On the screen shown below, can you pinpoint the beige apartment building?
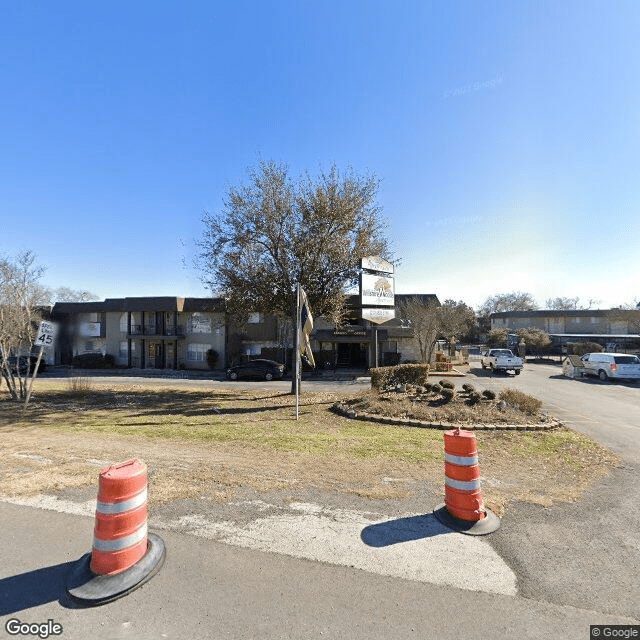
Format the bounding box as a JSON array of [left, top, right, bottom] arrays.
[[53, 297, 225, 370], [51, 294, 442, 371], [490, 309, 640, 350]]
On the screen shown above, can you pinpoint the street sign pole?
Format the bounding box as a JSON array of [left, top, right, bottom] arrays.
[[360, 257, 395, 369], [24, 321, 57, 410], [23, 347, 44, 410]]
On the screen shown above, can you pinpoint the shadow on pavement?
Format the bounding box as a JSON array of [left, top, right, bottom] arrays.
[[0, 559, 84, 614], [360, 514, 450, 547]]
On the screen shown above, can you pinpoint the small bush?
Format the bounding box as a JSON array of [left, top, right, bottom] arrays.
[[440, 388, 455, 403], [499, 388, 542, 415], [462, 383, 475, 393], [482, 389, 496, 400], [439, 379, 455, 389], [206, 349, 219, 369], [566, 341, 604, 356], [370, 363, 430, 389], [467, 391, 482, 405], [67, 376, 93, 395]]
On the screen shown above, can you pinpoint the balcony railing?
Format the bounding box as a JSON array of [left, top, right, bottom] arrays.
[[127, 324, 185, 337]]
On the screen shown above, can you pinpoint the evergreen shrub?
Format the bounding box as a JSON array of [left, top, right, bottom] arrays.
[[370, 363, 430, 389]]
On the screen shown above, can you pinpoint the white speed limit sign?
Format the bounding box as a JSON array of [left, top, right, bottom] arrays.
[[35, 320, 58, 347]]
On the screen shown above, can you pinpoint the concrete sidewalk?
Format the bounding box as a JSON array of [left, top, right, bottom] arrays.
[[1, 501, 635, 640]]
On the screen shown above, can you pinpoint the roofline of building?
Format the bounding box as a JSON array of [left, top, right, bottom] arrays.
[[52, 293, 439, 316], [490, 309, 617, 318]]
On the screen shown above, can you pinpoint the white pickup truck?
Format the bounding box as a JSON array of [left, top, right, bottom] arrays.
[[481, 349, 523, 375]]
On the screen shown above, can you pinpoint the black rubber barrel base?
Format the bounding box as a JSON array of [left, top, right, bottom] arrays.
[[433, 504, 501, 535], [66, 533, 166, 606]]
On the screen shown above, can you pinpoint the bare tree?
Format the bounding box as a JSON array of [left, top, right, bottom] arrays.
[[545, 296, 580, 310], [437, 300, 476, 355], [397, 297, 474, 362], [397, 296, 441, 363], [50, 287, 100, 303], [608, 302, 640, 334], [478, 291, 538, 317], [0, 251, 48, 401]]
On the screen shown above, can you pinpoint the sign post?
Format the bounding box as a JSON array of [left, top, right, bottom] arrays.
[[24, 321, 57, 409], [360, 257, 395, 368]]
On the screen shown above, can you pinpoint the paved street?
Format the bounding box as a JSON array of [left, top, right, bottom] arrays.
[[1, 364, 639, 639], [465, 357, 640, 460]]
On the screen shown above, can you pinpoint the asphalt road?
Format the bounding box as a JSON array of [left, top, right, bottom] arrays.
[[465, 358, 640, 461], [2, 363, 639, 638]]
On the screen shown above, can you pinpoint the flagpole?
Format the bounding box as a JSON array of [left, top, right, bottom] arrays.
[[295, 282, 301, 420]]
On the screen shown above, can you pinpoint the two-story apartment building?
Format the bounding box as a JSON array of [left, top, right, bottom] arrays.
[[53, 297, 225, 370], [50, 293, 442, 371], [490, 309, 640, 350]]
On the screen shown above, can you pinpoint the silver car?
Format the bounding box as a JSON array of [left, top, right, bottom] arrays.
[[580, 353, 640, 381]]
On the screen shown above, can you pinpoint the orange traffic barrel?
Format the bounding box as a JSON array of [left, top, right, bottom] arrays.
[[66, 459, 165, 606], [433, 428, 500, 535], [91, 459, 149, 575], [443, 428, 484, 522]]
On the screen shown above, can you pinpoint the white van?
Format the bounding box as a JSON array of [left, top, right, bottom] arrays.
[[580, 353, 640, 381]]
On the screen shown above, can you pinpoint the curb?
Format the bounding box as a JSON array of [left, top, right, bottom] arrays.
[[330, 403, 562, 431]]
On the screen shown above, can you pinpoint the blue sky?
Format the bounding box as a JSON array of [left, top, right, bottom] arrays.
[[1, 1, 638, 311]]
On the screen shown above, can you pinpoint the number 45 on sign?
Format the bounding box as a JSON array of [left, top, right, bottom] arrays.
[[35, 321, 58, 347]]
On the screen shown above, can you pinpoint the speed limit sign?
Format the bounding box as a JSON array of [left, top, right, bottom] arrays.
[[35, 321, 58, 347]]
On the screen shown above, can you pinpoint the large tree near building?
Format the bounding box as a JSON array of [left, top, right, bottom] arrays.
[[397, 296, 475, 363], [396, 296, 441, 364], [478, 291, 538, 317], [545, 296, 580, 310], [516, 327, 552, 358], [0, 251, 49, 401], [437, 300, 476, 354], [608, 302, 640, 334], [198, 160, 393, 323]]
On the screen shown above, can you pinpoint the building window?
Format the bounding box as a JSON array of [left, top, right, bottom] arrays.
[[189, 313, 211, 334], [248, 312, 261, 324], [119, 342, 128, 359], [120, 313, 128, 333], [187, 343, 210, 361]]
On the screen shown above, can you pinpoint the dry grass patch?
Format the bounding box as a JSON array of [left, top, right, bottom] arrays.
[[0, 381, 621, 514]]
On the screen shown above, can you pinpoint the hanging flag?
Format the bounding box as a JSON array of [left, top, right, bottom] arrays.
[[299, 286, 315, 368]]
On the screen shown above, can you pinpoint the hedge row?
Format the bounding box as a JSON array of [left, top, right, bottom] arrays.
[[370, 363, 431, 389]]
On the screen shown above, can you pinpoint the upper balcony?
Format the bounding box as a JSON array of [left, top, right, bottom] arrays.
[[127, 324, 186, 339]]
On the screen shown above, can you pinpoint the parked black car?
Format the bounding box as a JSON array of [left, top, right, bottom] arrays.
[[1, 355, 46, 375], [226, 359, 285, 381]]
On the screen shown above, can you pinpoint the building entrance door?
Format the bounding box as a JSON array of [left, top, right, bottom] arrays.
[[148, 342, 162, 368], [336, 342, 368, 368]]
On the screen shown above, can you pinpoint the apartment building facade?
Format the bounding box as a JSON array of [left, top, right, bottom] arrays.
[[490, 309, 640, 350], [50, 293, 441, 371], [53, 297, 225, 370]]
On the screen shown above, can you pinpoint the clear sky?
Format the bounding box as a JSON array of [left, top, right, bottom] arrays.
[[1, 1, 638, 311]]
